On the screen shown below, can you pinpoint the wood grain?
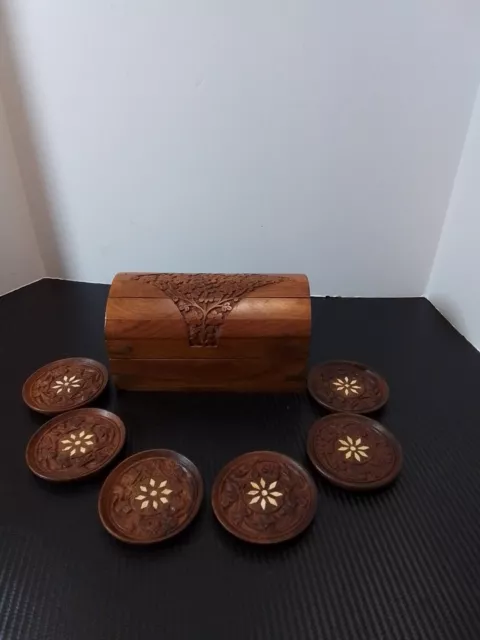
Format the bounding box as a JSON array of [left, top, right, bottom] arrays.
[[110, 356, 306, 391], [110, 356, 306, 378], [105, 297, 311, 340], [113, 375, 304, 392], [106, 337, 309, 360]]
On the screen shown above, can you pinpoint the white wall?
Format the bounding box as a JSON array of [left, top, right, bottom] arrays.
[[2, 1, 480, 294], [0, 90, 44, 296], [427, 86, 480, 350]]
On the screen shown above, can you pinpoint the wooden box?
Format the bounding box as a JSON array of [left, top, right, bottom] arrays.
[[104, 273, 311, 392]]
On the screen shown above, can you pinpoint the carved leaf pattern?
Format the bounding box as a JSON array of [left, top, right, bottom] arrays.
[[34, 414, 122, 474], [313, 364, 384, 412], [110, 458, 199, 541], [313, 419, 397, 484], [30, 364, 105, 410], [218, 457, 314, 542], [132, 273, 282, 346]]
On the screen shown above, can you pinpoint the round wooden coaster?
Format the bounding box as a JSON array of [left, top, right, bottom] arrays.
[[98, 450, 203, 544], [26, 408, 126, 481], [307, 413, 402, 490], [212, 451, 317, 544], [308, 360, 389, 414], [22, 357, 109, 414]]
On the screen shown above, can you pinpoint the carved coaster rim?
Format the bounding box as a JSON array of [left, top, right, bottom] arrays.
[[212, 450, 317, 544], [25, 408, 126, 482], [307, 359, 389, 414], [307, 413, 402, 491], [98, 449, 203, 545], [22, 357, 109, 414]]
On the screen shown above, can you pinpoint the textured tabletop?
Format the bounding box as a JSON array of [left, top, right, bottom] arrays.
[[1, 280, 479, 640]]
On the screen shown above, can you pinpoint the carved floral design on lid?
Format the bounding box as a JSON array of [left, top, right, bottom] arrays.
[[132, 273, 283, 347]]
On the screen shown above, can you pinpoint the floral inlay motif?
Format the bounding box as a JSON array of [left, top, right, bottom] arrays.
[[247, 478, 283, 510], [60, 430, 95, 456], [332, 376, 362, 396], [52, 375, 82, 394], [338, 436, 369, 461], [135, 478, 173, 510]]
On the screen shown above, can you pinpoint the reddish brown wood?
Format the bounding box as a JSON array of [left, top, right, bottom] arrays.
[[112, 375, 303, 392], [212, 451, 317, 544], [307, 413, 402, 490], [98, 449, 203, 544], [104, 273, 311, 392], [25, 408, 126, 481], [105, 297, 311, 340], [110, 355, 306, 384], [106, 337, 308, 360], [307, 360, 389, 413], [22, 357, 109, 414]]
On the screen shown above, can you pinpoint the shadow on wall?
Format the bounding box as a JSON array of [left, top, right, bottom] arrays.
[[0, 5, 63, 277]]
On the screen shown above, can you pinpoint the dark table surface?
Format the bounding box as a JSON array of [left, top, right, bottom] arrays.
[[1, 279, 480, 640]]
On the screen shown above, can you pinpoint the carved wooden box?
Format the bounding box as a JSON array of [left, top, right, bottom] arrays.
[[104, 273, 311, 392]]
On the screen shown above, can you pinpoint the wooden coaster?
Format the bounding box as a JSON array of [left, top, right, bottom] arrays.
[[308, 360, 389, 413], [212, 451, 317, 544], [307, 413, 402, 490], [98, 450, 203, 544], [22, 357, 109, 414], [26, 408, 126, 482]]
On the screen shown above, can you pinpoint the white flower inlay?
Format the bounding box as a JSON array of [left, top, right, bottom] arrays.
[[332, 376, 361, 396], [247, 478, 283, 511], [135, 478, 172, 510], [52, 375, 81, 394], [60, 430, 95, 456], [338, 436, 369, 461]]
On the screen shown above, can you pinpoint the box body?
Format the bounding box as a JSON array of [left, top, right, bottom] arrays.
[[105, 273, 311, 391]]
